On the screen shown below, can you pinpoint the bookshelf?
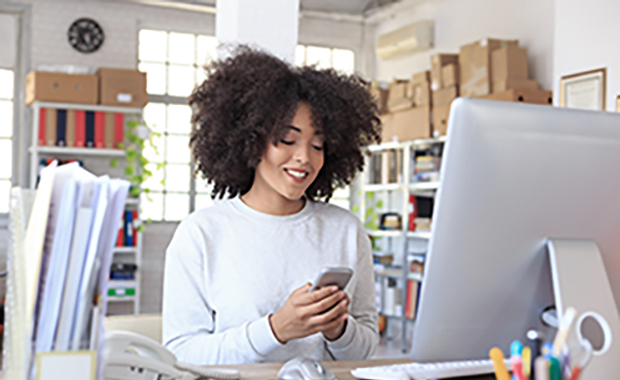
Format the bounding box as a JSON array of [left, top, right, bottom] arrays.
[[29, 100, 144, 315], [360, 136, 444, 352]]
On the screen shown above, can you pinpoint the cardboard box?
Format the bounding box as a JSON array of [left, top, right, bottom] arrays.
[[26, 71, 98, 105], [441, 63, 460, 87], [432, 85, 459, 107], [493, 78, 539, 92], [491, 45, 528, 83], [379, 113, 394, 143], [412, 82, 431, 107], [370, 85, 389, 115], [459, 38, 518, 97], [432, 103, 452, 137], [411, 70, 430, 85], [382, 106, 431, 142], [97, 68, 148, 108], [479, 88, 553, 105], [430, 54, 459, 90]]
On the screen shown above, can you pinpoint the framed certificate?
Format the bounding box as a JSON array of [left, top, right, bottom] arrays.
[[560, 68, 606, 110], [616, 95, 620, 112]]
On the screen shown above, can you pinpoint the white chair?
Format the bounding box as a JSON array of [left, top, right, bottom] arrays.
[[103, 313, 162, 344]]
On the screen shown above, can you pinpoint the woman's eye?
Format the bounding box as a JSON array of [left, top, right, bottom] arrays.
[[280, 140, 294, 145], [313, 145, 324, 151]]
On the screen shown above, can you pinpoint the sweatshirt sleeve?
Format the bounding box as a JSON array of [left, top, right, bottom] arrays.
[[162, 219, 284, 364], [325, 220, 379, 359]]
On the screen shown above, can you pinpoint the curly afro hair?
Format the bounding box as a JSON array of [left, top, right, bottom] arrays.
[[189, 46, 381, 201]]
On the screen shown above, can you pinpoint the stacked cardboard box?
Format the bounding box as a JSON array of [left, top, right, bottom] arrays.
[[369, 82, 389, 115], [381, 72, 432, 142], [429, 54, 460, 137], [459, 38, 518, 97]]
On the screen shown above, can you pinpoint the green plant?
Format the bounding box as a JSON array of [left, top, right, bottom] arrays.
[[110, 119, 163, 199]]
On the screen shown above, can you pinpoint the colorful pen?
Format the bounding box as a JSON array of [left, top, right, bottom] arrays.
[[534, 356, 550, 380], [490, 347, 511, 380], [521, 346, 532, 379], [568, 340, 593, 380], [552, 307, 577, 357], [510, 341, 526, 380], [549, 357, 561, 380]]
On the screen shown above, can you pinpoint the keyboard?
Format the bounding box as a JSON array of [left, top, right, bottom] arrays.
[[351, 358, 511, 380]]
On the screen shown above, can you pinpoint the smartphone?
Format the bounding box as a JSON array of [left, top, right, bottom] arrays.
[[309, 267, 354, 292]]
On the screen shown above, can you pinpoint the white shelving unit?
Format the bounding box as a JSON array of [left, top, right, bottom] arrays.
[[29, 100, 144, 315], [360, 136, 445, 352]]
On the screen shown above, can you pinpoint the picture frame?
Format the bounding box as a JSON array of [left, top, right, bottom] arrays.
[[560, 68, 606, 111], [616, 95, 620, 112]]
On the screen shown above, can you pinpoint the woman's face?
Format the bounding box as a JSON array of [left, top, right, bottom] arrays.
[[253, 103, 325, 202]]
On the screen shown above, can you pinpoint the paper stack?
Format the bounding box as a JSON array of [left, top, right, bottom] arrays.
[[4, 161, 130, 380]]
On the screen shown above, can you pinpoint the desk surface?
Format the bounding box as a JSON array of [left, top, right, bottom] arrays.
[[211, 358, 412, 380]]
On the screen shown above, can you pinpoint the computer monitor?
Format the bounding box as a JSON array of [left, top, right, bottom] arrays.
[[411, 98, 620, 363]]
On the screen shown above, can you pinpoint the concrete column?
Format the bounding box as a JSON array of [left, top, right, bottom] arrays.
[[216, 0, 300, 64]]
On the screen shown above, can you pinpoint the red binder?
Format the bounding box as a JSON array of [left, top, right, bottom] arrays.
[[132, 210, 138, 246], [116, 216, 124, 247], [94, 111, 106, 148], [114, 113, 124, 148], [38, 108, 46, 146], [74, 110, 86, 148]]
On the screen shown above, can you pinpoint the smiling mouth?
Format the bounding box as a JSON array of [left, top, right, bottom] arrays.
[[284, 168, 309, 179]]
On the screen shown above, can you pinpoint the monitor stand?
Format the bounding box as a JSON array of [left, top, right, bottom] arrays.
[[547, 239, 620, 379]]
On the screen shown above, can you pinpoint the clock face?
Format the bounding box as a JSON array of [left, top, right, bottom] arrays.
[[67, 18, 105, 53]]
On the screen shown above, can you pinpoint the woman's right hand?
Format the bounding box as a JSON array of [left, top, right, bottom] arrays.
[[268, 283, 349, 344]]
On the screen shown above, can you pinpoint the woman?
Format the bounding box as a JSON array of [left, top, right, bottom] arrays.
[[162, 46, 382, 365]]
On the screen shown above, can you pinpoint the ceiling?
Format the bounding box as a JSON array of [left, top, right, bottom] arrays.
[[300, 0, 398, 15]]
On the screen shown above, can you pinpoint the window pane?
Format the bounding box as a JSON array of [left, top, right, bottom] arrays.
[[196, 67, 207, 86], [0, 180, 10, 213], [166, 135, 190, 164], [142, 162, 164, 191], [306, 46, 331, 69], [139, 62, 166, 95], [168, 64, 195, 97], [196, 35, 218, 66], [143, 103, 166, 134], [139, 30, 167, 63], [140, 191, 163, 221], [332, 49, 355, 75], [167, 105, 192, 134], [169, 32, 196, 65], [165, 164, 190, 192], [295, 45, 306, 67], [142, 132, 164, 164], [195, 193, 214, 210], [195, 173, 212, 194], [164, 192, 189, 221], [332, 186, 350, 199], [0, 101, 13, 138], [0, 69, 14, 99], [0, 139, 11, 179]]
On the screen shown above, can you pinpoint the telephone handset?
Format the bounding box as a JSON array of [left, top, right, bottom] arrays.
[[103, 330, 240, 380]]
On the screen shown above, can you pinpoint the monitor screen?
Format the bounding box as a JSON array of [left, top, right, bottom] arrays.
[[411, 98, 620, 364]]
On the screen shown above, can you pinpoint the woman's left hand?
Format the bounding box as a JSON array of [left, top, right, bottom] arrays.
[[321, 292, 350, 341]]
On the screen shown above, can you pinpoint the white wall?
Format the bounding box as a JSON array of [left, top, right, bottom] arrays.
[[370, 0, 555, 91], [554, 0, 620, 111]]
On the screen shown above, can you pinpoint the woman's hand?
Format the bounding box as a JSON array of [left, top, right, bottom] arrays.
[[269, 283, 349, 344]]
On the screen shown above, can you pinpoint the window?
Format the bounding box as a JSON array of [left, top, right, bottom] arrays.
[[0, 69, 14, 213], [138, 29, 217, 221], [295, 44, 356, 209]]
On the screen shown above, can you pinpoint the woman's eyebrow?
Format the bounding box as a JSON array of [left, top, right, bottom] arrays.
[[286, 125, 301, 133]]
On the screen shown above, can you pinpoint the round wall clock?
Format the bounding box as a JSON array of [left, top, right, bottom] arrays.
[[67, 18, 105, 53]]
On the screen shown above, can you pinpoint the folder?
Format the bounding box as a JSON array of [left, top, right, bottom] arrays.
[[65, 110, 76, 147], [38, 108, 46, 146], [85, 111, 95, 148], [94, 112, 105, 149], [104, 112, 115, 149], [56, 109, 67, 147], [123, 210, 133, 247], [74, 110, 86, 148], [114, 113, 124, 148], [45, 108, 57, 146]]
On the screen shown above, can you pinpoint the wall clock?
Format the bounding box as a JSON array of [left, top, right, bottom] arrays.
[[67, 18, 105, 53]]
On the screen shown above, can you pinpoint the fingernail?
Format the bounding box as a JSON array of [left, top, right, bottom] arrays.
[[331, 286, 338, 292]]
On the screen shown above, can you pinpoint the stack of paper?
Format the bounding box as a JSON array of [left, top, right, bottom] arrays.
[[4, 161, 130, 380]]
